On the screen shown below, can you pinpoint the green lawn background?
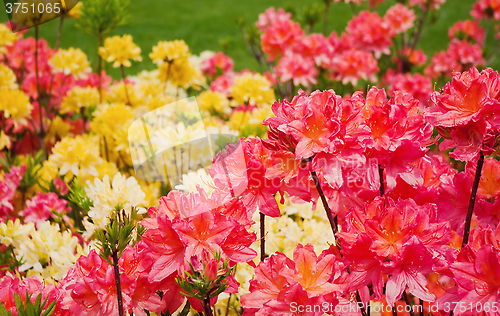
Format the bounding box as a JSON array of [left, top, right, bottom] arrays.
[[1, 0, 491, 80]]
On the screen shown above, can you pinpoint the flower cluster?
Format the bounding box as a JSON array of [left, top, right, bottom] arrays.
[[2, 0, 500, 314]]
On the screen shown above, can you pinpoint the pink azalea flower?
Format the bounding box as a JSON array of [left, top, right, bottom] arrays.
[[331, 49, 379, 85], [241, 244, 344, 315], [426, 67, 500, 161], [384, 3, 416, 35], [409, 0, 446, 10], [240, 252, 294, 309], [383, 237, 436, 306], [450, 245, 500, 313], [275, 51, 318, 87], [293, 33, 333, 68], [60, 247, 168, 316], [209, 71, 235, 95], [0, 275, 63, 316], [383, 70, 433, 107], [0, 165, 26, 218], [424, 51, 460, 79], [75, 71, 112, 90], [448, 39, 485, 67], [142, 215, 186, 282], [436, 172, 478, 232], [256, 7, 292, 32], [338, 233, 384, 300], [449, 20, 485, 45], [20, 192, 70, 224], [346, 11, 393, 58], [200, 52, 234, 78], [210, 138, 281, 217], [261, 19, 304, 61], [471, 0, 500, 20], [280, 244, 342, 297], [142, 188, 257, 285]]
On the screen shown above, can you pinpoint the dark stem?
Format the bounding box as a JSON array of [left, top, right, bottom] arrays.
[[392, 305, 398, 316], [419, 299, 424, 316], [112, 251, 125, 316], [310, 171, 338, 236], [462, 151, 485, 247], [310, 168, 366, 316], [260, 212, 266, 262], [34, 26, 46, 157], [224, 293, 232, 316], [409, 5, 430, 51], [202, 295, 213, 316], [35, 26, 40, 103], [355, 292, 368, 316], [378, 165, 385, 197], [402, 292, 415, 316], [55, 16, 64, 50], [349, 2, 358, 15], [120, 65, 131, 105]]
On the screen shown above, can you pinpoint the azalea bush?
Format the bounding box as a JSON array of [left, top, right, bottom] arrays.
[[1, 0, 500, 315]]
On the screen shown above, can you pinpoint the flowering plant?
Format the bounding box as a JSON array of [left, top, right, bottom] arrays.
[[2, 0, 500, 315]]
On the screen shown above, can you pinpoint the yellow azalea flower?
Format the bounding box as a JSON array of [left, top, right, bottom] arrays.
[[249, 106, 274, 125], [48, 134, 102, 181], [16, 221, 79, 280], [99, 34, 142, 68], [0, 131, 11, 150], [91, 103, 134, 140], [0, 24, 17, 53], [60, 86, 99, 114], [0, 219, 35, 248], [151, 121, 206, 152], [137, 81, 164, 98], [228, 111, 249, 131], [0, 88, 33, 122], [146, 94, 175, 111], [94, 160, 119, 180], [158, 57, 196, 88], [136, 179, 161, 207], [83, 172, 146, 238], [175, 168, 215, 194], [197, 90, 230, 116], [45, 116, 72, 144], [0, 64, 17, 89], [149, 40, 190, 65], [49, 48, 90, 77], [230, 72, 275, 106], [107, 82, 142, 107], [91, 103, 134, 164]]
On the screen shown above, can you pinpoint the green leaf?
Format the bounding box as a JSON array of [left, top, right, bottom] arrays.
[[41, 301, 56, 316], [0, 301, 13, 316], [14, 294, 27, 316], [33, 294, 42, 314]]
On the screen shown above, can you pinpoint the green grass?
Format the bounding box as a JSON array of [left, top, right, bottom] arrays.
[[1, 0, 489, 79]]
